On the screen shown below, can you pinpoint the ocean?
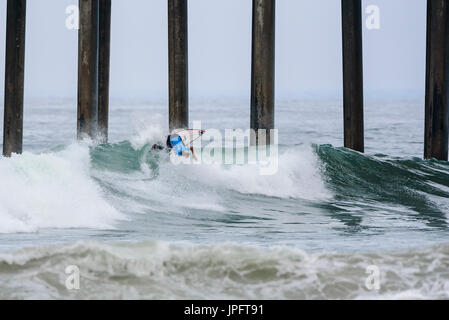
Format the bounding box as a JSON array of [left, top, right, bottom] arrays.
[[0, 98, 448, 299]]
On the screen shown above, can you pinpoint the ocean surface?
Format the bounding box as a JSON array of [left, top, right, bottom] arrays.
[[1, 98, 449, 299]]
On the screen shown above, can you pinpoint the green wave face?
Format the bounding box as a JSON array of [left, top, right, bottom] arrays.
[[316, 145, 449, 229]]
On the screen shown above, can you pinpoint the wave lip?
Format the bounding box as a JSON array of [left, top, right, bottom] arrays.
[[1, 241, 448, 299]]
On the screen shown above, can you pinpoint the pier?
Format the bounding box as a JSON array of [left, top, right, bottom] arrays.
[[1, 0, 448, 160], [3, 0, 26, 157], [250, 0, 276, 146], [341, 0, 364, 153], [168, 0, 189, 131], [77, 0, 99, 140], [424, 0, 449, 161], [98, 0, 112, 143]]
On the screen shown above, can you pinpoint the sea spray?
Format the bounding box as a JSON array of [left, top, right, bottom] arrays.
[[0, 143, 124, 233]]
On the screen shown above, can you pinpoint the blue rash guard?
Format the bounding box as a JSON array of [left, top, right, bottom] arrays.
[[169, 135, 189, 156]]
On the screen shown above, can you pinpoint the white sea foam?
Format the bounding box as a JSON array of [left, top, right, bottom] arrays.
[[0, 143, 124, 234], [171, 145, 331, 201], [125, 117, 330, 200]]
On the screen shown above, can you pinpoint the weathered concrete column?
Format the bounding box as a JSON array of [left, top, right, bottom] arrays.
[[3, 0, 26, 157], [341, 0, 364, 152], [168, 0, 188, 131], [250, 0, 275, 146], [424, 0, 449, 160], [98, 0, 111, 142], [78, 0, 99, 139]]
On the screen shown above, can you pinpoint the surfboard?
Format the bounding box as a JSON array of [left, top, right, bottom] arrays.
[[173, 129, 205, 146]]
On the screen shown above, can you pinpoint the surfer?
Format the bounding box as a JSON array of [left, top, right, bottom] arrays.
[[152, 129, 205, 161], [166, 133, 197, 161]]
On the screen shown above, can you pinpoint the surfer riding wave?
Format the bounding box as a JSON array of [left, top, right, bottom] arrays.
[[152, 129, 205, 161]]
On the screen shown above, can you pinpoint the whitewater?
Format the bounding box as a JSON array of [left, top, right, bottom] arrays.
[[0, 98, 448, 299]]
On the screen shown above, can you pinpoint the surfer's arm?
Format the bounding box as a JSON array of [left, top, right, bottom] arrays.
[[189, 146, 198, 161]]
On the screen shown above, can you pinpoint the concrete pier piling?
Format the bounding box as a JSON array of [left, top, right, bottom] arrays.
[[168, 0, 189, 131], [98, 0, 111, 143], [250, 0, 275, 146], [78, 0, 99, 139], [341, 0, 364, 153], [424, 0, 449, 161], [3, 0, 27, 157]]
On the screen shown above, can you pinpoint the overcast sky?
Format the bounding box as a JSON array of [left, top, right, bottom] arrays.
[[0, 0, 427, 100]]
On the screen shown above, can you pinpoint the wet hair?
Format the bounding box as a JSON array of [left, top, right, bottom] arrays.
[[152, 144, 164, 150]]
